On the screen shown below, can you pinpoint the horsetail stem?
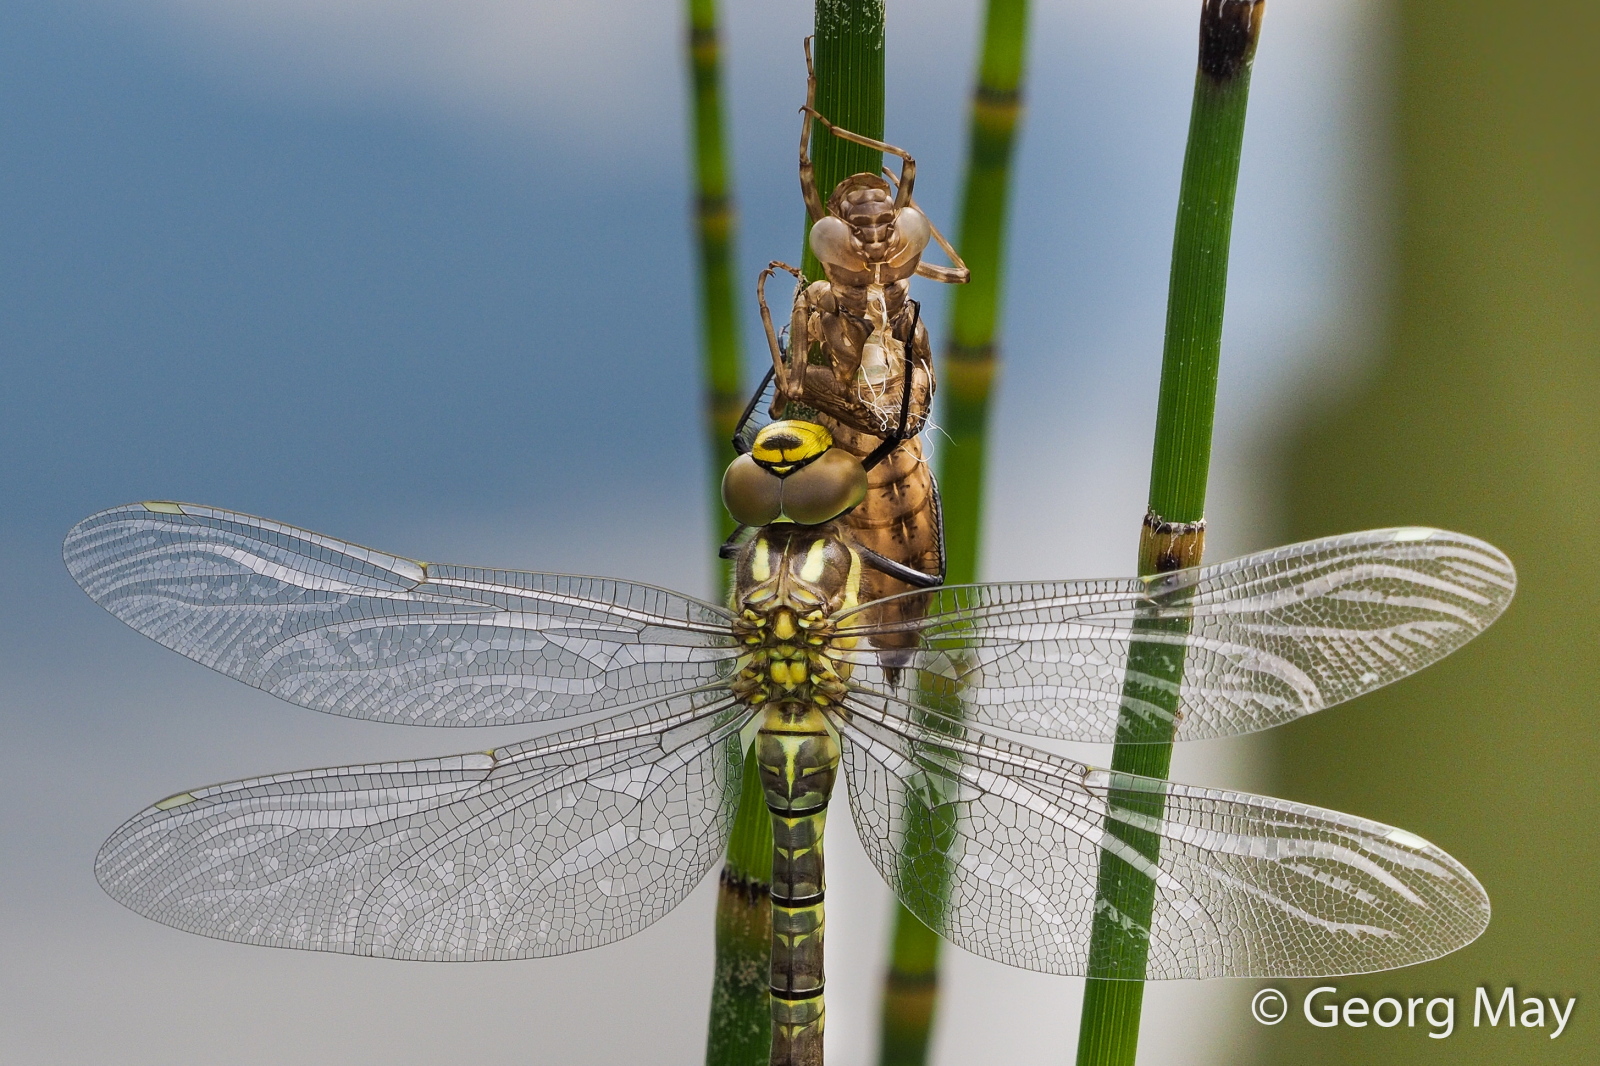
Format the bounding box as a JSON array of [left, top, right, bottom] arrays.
[[801, 0, 886, 285], [1143, 1, 1266, 526], [1075, 4, 1264, 1065], [708, 750, 777, 1066], [687, 0, 770, 1062], [686, 0, 747, 573], [878, 2, 1032, 1064]]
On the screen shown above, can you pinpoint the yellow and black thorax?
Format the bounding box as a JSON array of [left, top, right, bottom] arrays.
[[727, 521, 861, 712]]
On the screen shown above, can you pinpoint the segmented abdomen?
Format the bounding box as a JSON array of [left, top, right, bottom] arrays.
[[757, 705, 839, 1066], [822, 420, 942, 648]]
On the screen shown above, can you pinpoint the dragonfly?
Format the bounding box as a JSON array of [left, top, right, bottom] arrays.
[[66, 426, 1513, 1066]]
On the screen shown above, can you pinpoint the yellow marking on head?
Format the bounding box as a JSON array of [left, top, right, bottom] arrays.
[[750, 536, 772, 582], [800, 538, 829, 583], [751, 421, 833, 471], [141, 501, 185, 514], [154, 792, 197, 810]]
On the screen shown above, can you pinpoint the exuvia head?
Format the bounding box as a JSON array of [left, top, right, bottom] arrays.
[[809, 175, 932, 279], [722, 420, 868, 527]]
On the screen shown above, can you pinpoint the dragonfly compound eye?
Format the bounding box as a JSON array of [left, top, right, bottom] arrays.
[[723, 421, 867, 528], [779, 447, 868, 525], [722, 453, 783, 527], [886, 206, 932, 269], [808, 216, 862, 271]]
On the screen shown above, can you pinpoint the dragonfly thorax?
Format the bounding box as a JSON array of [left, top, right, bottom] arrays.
[[729, 523, 861, 711]]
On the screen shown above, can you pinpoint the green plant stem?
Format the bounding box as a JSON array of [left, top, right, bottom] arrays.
[[936, 0, 1030, 587], [1075, 4, 1264, 1066], [708, 749, 776, 1065], [801, 0, 886, 283], [686, 1, 766, 1063], [878, 3, 1031, 1065], [686, 0, 746, 564], [1144, 3, 1265, 524]]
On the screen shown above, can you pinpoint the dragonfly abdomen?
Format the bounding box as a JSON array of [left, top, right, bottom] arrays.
[[822, 423, 942, 613], [757, 703, 839, 1066]]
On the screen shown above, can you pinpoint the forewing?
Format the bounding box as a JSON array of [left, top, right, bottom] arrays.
[[95, 692, 750, 960], [837, 528, 1514, 742], [64, 503, 738, 726], [836, 695, 1488, 978]]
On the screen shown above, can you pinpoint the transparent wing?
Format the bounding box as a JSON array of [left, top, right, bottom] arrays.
[[95, 691, 751, 960], [835, 694, 1489, 979], [836, 528, 1514, 742], [64, 503, 739, 726]]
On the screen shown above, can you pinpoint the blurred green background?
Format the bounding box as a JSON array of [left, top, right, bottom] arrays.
[[1253, 0, 1597, 1062]]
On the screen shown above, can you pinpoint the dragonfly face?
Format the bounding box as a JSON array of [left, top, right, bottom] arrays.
[[723, 419, 869, 529]]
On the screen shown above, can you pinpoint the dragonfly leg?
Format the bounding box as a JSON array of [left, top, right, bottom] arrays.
[[800, 39, 918, 212], [851, 541, 941, 590], [797, 38, 826, 223]]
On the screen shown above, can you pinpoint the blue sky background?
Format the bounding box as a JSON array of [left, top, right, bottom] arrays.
[[1, 1, 1379, 1062]]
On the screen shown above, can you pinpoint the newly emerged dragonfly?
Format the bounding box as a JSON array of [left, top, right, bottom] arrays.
[[67, 431, 1512, 1065]]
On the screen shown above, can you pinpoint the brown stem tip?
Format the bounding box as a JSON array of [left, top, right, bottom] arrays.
[[1198, 0, 1266, 83]]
